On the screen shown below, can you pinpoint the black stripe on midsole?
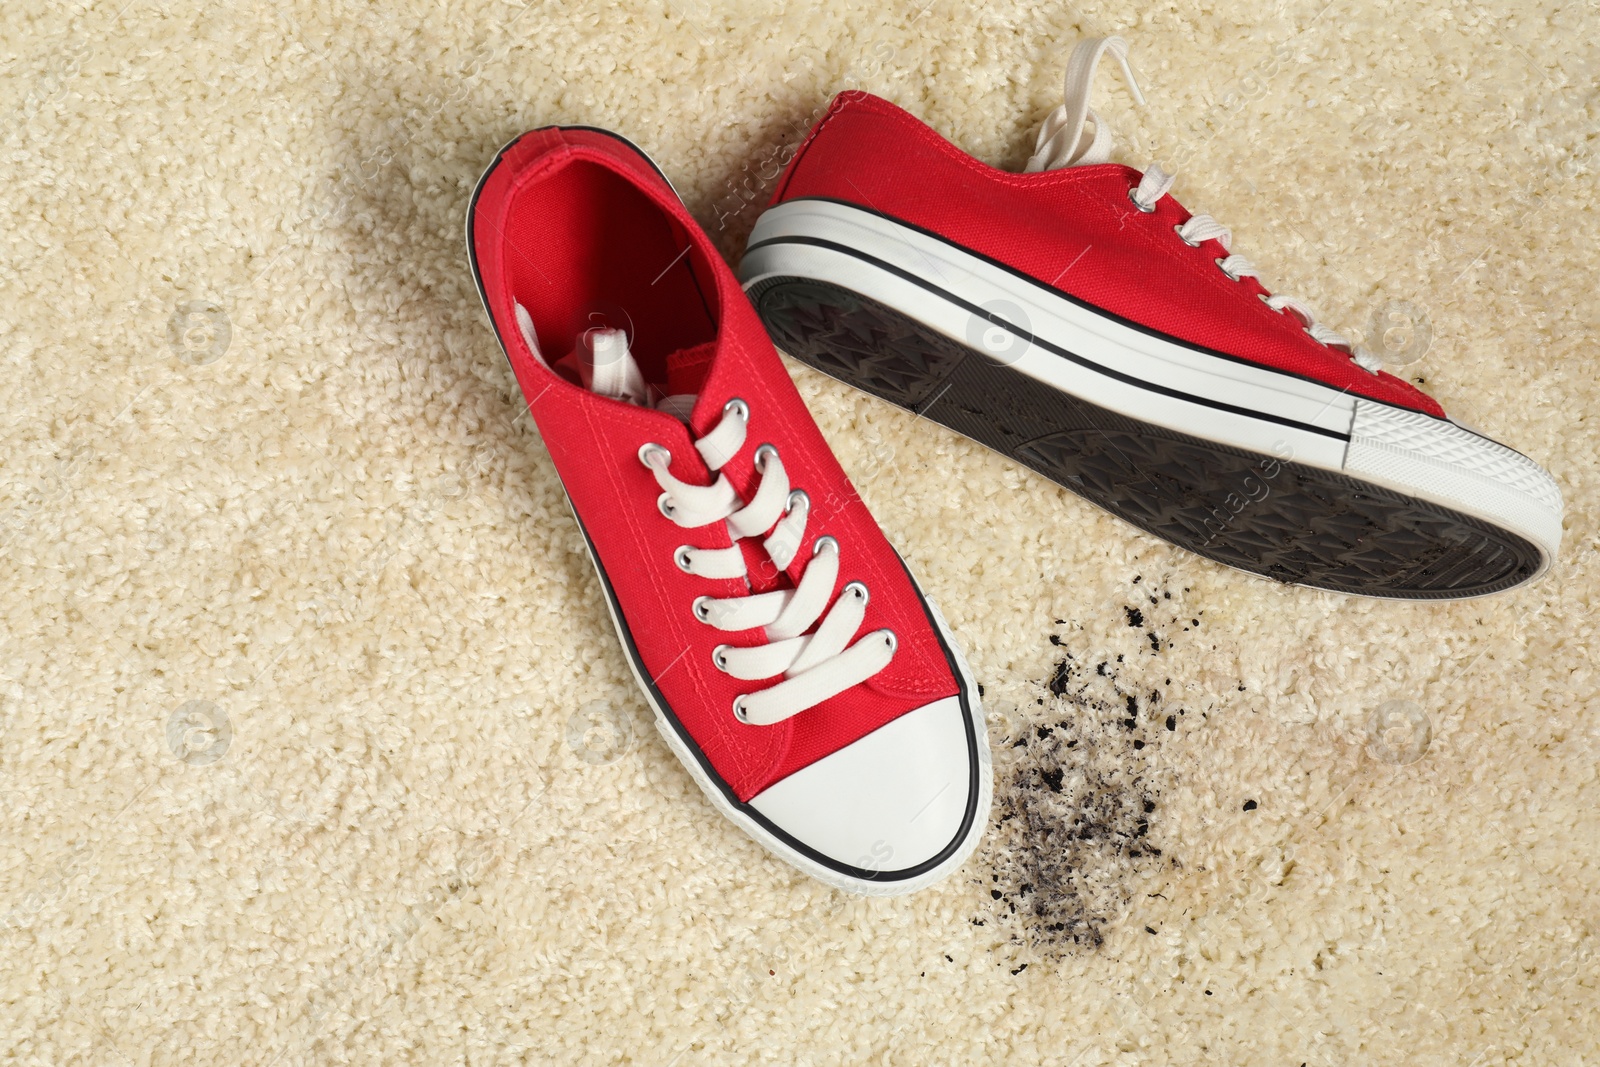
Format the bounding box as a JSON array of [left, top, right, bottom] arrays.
[[745, 233, 1352, 443], [758, 195, 1461, 423]]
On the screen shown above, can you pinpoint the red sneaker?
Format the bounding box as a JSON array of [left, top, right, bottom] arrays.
[[467, 127, 990, 894], [740, 37, 1562, 599]]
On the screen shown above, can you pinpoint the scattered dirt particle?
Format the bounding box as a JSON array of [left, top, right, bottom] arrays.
[[1049, 661, 1072, 696], [991, 576, 1219, 960], [981, 616, 1186, 960]]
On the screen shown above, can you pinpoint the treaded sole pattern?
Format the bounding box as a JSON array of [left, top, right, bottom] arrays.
[[747, 276, 1541, 599]]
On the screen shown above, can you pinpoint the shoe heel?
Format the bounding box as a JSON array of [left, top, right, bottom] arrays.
[[744, 276, 966, 412]]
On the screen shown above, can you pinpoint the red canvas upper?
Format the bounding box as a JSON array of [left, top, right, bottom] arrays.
[[471, 127, 959, 801], [770, 92, 1444, 418]]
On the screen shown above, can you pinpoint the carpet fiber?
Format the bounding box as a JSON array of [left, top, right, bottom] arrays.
[[3, 1, 1596, 1063]]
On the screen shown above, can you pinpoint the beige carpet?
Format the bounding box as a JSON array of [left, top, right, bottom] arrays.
[[3, 0, 1596, 1062]]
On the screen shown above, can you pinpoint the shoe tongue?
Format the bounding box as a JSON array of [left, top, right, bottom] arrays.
[[652, 341, 715, 423], [664, 340, 716, 399]]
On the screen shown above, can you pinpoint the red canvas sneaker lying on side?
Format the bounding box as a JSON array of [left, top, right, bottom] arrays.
[[739, 37, 1563, 600], [468, 126, 991, 894]]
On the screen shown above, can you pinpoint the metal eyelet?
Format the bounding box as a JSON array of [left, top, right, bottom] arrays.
[[843, 580, 869, 606], [638, 442, 668, 468], [1128, 188, 1156, 213], [1174, 224, 1201, 247], [692, 595, 713, 623], [753, 443, 779, 472], [812, 534, 838, 557], [723, 398, 749, 421], [1215, 258, 1239, 281], [880, 629, 897, 653], [657, 493, 676, 519], [732, 695, 751, 723], [785, 489, 809, 514], [674, 545, 695, 572], [712, 644, 731, 672]]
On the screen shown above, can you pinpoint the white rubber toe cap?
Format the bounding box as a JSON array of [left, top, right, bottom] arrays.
[[746, 695, 983, 886], [1348, 399, 1564, 575]]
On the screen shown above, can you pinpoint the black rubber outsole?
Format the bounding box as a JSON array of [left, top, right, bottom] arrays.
[[747, 276, 1541, 599]]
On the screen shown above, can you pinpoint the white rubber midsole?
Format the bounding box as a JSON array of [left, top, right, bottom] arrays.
[[740, 199, 1562, 574]]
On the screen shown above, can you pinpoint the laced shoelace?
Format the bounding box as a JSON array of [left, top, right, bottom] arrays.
[[639, 400, 897, 727], [1024, 36, 1384, 375], [515, 305, 899, 726]]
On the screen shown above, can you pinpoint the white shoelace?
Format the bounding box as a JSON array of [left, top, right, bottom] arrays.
[[1024, 37, 1384, 375], [516, 304, 897, 727], [641, 406, 896, 727]]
